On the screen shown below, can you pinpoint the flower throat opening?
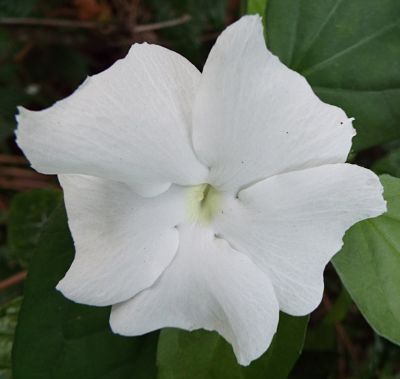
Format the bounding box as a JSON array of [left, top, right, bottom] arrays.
[[186, 183, 222, 225]]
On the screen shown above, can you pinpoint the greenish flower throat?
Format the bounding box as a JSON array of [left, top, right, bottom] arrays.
[[186, 184, 222, 224]]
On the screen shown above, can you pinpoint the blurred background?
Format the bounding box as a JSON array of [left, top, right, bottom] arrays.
[[0, 1, 399, 378]]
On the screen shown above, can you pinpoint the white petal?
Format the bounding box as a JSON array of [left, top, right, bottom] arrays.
[[110, 225, 279, 366], [57, 175, 185, 306], [214, 164, 386, 315], [16, 44, 208, 197], [192, 16, 355, 193]]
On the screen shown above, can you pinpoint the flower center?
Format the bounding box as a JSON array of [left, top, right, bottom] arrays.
[[185, 184, 222, 224]]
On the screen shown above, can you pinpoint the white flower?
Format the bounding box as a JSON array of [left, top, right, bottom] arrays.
[[16, 16, 386, 365]]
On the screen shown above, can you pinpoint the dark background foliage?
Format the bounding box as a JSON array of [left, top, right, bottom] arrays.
[[0, 0, 399, 378]]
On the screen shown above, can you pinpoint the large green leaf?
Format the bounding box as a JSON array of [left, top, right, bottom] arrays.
[[8, 189, 62, 267], [265, 0, 400, 151], [157, 313, 308, 379], [372, 147, 400, 178], [333, 175, 400, 345], [12, 205, 158, 379], [247, 0, 268, 17]]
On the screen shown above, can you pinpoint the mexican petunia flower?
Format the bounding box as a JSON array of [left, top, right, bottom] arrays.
[[16, 16, 386, 365]]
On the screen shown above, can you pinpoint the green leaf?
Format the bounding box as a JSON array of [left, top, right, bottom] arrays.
[[247, 0, 268, 18], [0, 297, 22, 379], [157, 313, 308, 379], [372, 147, 400, 178], [8, 189, 62, 267], [12, 205, 158, 379], [333, 175, 400, 345], [264, 0, 400, 151]]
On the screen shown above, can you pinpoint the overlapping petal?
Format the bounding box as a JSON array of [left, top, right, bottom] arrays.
[[57, 175, 185, 306], [16, 44, 208, 197], [110, 225, 279, 366], [214, 164, 386, 315], [192, 16, 355, 193]]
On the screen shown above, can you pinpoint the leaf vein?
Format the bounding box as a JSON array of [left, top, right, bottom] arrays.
[[293, 0, 346, 69], [301, 20, 400, 76]]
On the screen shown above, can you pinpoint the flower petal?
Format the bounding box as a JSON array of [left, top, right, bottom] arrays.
[[192, 16, 355, 193], [214, 164, 386, 315], [16, 44, 208, 197], [110, 225, 279, 366], [57, 175, 185, 306]]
